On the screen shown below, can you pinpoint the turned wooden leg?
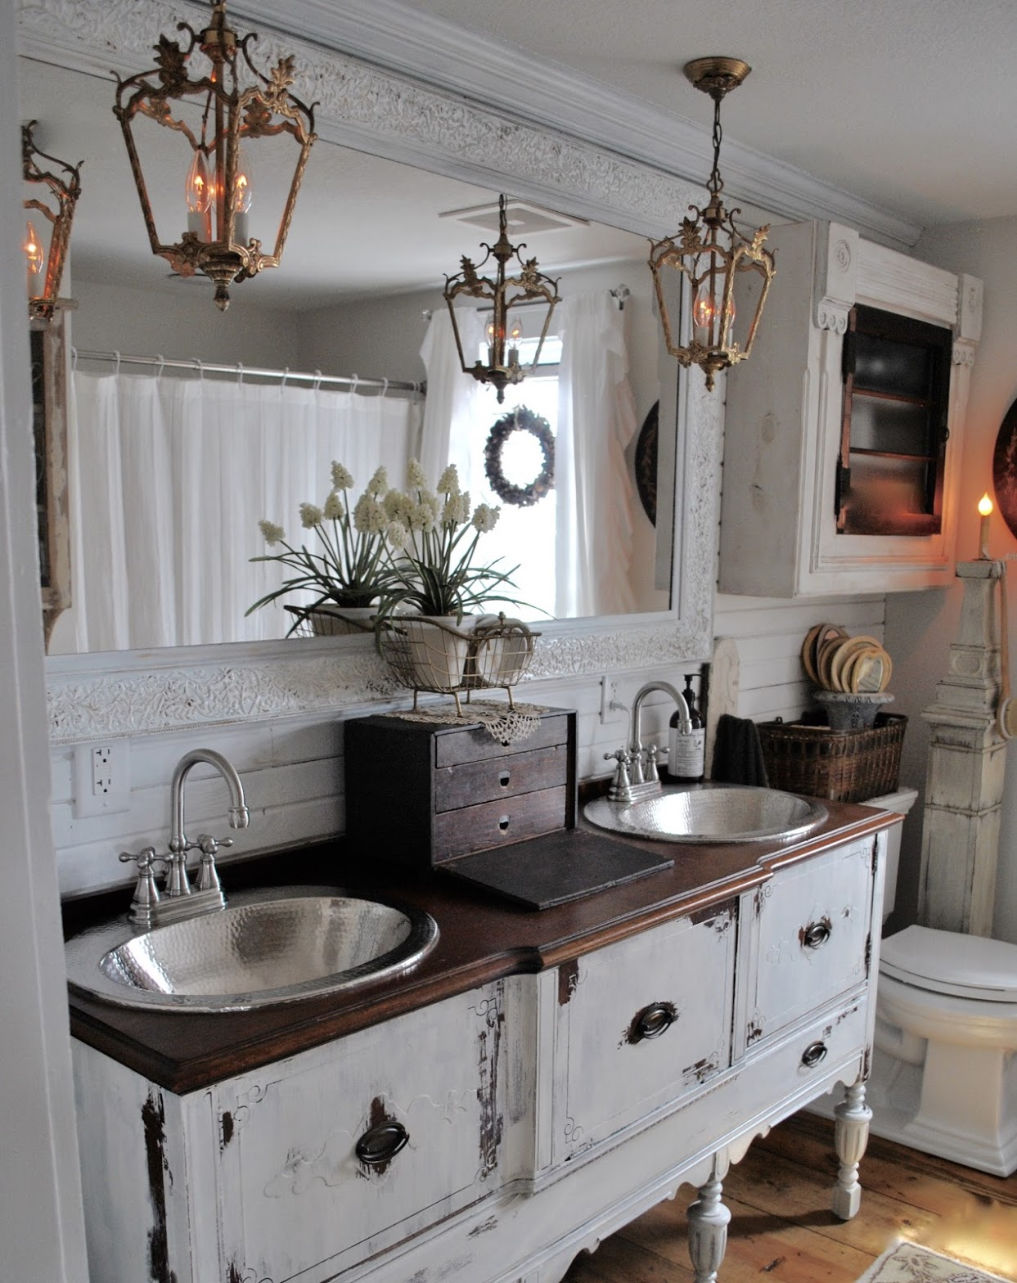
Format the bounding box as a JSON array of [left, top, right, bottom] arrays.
[[833, 1079, 872, 1220], [687, 1174, 731, 1283]]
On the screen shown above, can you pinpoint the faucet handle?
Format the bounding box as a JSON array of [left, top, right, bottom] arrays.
[[194, 835, 228, 894], [197, 833, 233, 856], [604, 747, 633, 802], [119, 846, 164, 927]]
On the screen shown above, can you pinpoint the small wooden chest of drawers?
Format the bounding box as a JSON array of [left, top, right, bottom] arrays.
[[344, 709, 577, 868]]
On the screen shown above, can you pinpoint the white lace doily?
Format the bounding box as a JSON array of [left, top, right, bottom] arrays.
[[388, 700, 549, 744]]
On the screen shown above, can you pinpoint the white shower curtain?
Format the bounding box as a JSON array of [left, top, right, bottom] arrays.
[[60, 370, 422, 652], [555, 290, 638, 618]]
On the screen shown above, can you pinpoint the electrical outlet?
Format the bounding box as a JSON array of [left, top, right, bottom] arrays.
[[73, 742, 131, 818], [599, 676, 626, 725]]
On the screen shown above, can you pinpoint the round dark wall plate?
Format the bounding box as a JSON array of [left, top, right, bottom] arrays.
[[992, 395, 1017, 541], [635, 401, 658, 526]]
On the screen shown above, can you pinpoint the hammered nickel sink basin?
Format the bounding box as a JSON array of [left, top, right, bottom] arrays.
[[584, 783, 827, 845], [65, 887, 440, 1013]]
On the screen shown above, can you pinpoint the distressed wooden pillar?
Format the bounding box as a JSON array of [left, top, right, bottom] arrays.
[[919, 558, 1008, 935]]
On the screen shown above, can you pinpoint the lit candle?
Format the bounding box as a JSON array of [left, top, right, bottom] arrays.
[[978, 492, 993, 559]]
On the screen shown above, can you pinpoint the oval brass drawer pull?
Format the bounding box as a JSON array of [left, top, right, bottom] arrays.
[[629, 1001, 678, 1043], [802, 919, 832, 950], [355, 1119, 409, 1166], [801, 1040, 828, 1069]]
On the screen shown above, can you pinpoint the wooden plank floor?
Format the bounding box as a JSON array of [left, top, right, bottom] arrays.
[[563, 1110, 1017, 1282]]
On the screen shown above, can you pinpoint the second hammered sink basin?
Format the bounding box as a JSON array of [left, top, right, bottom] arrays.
[[584, 783, 827, 844], [65, 886, 439, 1013]]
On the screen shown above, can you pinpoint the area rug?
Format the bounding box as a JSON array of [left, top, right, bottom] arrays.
[[857, 1241, 1013, 1283]]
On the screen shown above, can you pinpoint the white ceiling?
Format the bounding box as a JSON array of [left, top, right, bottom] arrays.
[[396, 0, 1017, 229], [19, 0, 1017, 311]]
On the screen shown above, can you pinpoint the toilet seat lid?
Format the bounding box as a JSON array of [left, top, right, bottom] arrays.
[[881, 925, 1017, 1002]]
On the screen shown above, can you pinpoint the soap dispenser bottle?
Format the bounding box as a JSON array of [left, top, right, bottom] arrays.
[[667, 674, 705, 783]]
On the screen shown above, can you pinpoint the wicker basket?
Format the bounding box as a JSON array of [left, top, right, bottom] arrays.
[[757, 712, 907, 803]]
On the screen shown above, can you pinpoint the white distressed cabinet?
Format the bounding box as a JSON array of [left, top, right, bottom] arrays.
[[72, 825, 888, 1283], [719, 219, 982, 596]]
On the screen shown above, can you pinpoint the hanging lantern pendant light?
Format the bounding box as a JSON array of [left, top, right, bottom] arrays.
[[443, 195, 561, 403], [650, 57, 775, 390], [21, 120, 83, 323], [114, 1, 316, 311]]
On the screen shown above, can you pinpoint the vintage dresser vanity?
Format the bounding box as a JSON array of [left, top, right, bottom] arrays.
[[68, 759, 895, 1283]]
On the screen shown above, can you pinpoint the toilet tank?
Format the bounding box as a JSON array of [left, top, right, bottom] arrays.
[[865, 787, 918, 922]]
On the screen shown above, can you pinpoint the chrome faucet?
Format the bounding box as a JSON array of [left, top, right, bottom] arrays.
[[604, 680, 691, 803], [120, 748, 250, 928]]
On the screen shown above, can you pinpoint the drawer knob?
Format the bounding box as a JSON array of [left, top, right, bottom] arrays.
[[629, 1001, 678, 1043], [355, 1119, 409, 1166], [499, 770, 511, 788], [801, 1040, 828, 1069], [801, 919, 832, 950]]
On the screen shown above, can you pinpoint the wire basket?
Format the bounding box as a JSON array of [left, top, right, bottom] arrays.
[[757, 712, 907, 803], [379, 613, 539, 713]]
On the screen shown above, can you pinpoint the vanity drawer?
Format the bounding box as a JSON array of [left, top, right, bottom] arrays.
[[434, 744, 569, 812], [552, 904, 735, 1164], [736, 836, 876, 1053], [213, 984, 505, 1282], [434, 786, 569, 862], [434, 712, 571, 767]]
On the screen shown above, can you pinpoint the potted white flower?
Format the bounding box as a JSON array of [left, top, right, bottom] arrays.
[[247, 462, 398, 635], [375, 460, 522, 690]]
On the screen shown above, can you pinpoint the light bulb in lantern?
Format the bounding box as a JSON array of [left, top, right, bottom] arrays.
[[486, 318, 503, 366], [23, 219, 45, 278], [185, 151, 212, 239], [508, 314, 523, 365], [978, 492, 993, 559], [232, 150, 253, 244], [693, 280, 735, 343], [693, 284, 717, 331]]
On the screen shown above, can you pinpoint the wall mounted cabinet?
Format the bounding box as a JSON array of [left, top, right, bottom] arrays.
[[719, 220, 982, 597]]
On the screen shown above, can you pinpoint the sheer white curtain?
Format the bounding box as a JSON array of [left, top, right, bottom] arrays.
[[555, 291, 638, 617], [419, 307, 485, 482], [417, 292, 638, 620], [60, 370, 421, 652]]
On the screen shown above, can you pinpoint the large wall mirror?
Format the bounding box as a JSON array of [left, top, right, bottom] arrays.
[[20, 0, 721, 737]]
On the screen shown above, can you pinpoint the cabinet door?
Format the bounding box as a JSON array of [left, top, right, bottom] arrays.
[[213, 985, 505, 1282], [736, 838, 875, 1053], [552, 906, 735, 1164]]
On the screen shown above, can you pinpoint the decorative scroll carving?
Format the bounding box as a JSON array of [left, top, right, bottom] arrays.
[[816, 299, 851, 334]]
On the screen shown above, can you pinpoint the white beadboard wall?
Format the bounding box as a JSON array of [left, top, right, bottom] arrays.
[[51, 593, 885, 902]]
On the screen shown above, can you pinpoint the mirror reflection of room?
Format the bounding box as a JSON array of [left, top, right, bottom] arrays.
[[21, 57, 676, 655]]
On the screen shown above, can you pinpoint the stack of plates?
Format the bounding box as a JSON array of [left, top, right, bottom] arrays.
[[801, 622, 892, 694]]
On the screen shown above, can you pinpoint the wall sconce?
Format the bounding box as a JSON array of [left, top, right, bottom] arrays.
[[22, 120, 82, 323], [443, 195, 561, 403], [113, 1, 317, 311], [649, 57, 776, 391]]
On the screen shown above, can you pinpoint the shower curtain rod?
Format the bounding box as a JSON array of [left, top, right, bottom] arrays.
[[70, 349, 425, 399]]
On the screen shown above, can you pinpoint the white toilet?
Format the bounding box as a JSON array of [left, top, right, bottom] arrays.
[[874, 926, 1017, 1176], [867, 790, 1017, 1177]]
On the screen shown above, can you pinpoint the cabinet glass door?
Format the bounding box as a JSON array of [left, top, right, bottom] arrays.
[[837, 305, 952, 536]]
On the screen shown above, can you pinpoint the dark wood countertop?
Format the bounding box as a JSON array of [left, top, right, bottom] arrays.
[[64, 801, 897, 1094]]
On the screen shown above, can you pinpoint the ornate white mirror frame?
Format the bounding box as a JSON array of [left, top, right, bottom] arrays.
[[23, 0, 722, 744]]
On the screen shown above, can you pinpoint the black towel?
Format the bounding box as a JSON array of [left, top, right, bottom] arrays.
[[711, 714, 770, 787]]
